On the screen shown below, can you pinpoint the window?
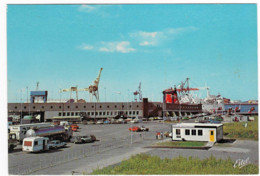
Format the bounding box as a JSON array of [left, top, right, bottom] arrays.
[[75, 106, 78, 109], [107, 112, 109, 115], [122, 105, 124, 108], [100, 106, 102, 108], [103, 112, 105, 115], [198, 130, 203, 136], [41, 106, 44, 109], [137, 105, 139, 108], [75, 112, 78, 116], [67, 112, 70, 116], [107, 105, 110, 108], [24, 106, 27, 109], [129, 105, 132, 108], [91, 112, 94, 116], [126, 111, 128, 115], [99, 112, 102, 115], [15, 106, 17, 109], [211, 131, 214, 135], [63, 112, 65, 116], [95, 112, 98, 115], [88, 112, 90, 115], [34, 141, 38, 145], [84, 106, 86, 108], [185, 129, 190, 135], [129, 111, 132, 115], [137, 111, 139, 115], [92, 106, 94, 108], [50, 106, 53, 109], [58, 112, 61, 116], [71, 112, 74, 116], [176, 129, 180, 135], [133, 111, 136, 115], [192, 129, 196, 135], [115, 105, 117, 108], [59, 106, 61, 109]]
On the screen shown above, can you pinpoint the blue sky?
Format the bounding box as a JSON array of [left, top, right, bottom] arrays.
[[7, 4, 258, 102]]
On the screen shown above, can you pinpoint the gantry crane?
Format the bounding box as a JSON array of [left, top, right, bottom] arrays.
[[133, 82, 142, 102], [60, 86, 79, 102], [79, 68, 103, 102]]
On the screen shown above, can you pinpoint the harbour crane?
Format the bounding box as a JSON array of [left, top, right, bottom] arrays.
[[60, 86, 79, 102], [79, 68, 103, 102], [133, 82, 142, 102]]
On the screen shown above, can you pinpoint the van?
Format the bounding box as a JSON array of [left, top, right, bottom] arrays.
[[22, 137, 49, 152]]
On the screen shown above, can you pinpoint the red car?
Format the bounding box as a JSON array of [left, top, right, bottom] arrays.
[[129, 126, 141, 132]]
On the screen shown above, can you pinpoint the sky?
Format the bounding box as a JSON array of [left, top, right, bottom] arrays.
[[7, 4, 258, 102]]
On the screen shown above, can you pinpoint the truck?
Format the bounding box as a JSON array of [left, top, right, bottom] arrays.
[[8, 133, 18, 152], [25, 125, 73, 142], [9, 123, 53, 143], [48, 140, 67, 149], [22, 137, 49, 152]]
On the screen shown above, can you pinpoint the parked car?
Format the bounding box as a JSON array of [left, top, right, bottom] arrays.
[[140, 125, 149, 131], [96, 120, 104, 124], [48, 140, 67, 149], [104, 120, 110, 124], [70, 135, 96, 144], [129, 126, 141, 132], [71, 124, 79, 131]]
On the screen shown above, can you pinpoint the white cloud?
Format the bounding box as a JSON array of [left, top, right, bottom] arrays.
[[78, 5, 97, 13], [99, 41, 135, 53], [78, 43, 94, 50], [130, 26, 198, 47]]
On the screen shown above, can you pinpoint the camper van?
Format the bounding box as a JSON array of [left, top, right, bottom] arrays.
[[22, 137, 49, 152]]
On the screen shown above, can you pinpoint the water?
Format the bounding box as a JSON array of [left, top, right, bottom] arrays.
[[224, 104, 258, 113]]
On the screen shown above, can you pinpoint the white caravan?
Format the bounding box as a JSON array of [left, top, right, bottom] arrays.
[[22, 137, 49, 152]]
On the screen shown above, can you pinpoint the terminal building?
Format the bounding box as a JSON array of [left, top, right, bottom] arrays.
[[8, 98, 202, 122]]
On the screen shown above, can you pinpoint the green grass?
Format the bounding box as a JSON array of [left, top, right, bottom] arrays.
[[154, 141, 206, 147], [90, 154, 259, 175], [223, 116, 258, 140]]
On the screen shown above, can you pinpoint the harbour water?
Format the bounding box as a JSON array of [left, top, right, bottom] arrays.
[[224, 104, 258, 113]]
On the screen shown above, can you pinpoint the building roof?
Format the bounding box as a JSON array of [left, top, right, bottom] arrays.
[[172, 123, 223, 128]]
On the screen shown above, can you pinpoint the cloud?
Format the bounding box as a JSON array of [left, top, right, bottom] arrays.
[[78, 43, 94, 50], [130, 26, 198, 47], [78, 5, 97, 13], [99, 41, 135, 53]]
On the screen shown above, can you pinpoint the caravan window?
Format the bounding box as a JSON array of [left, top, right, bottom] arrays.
[[176, 129, 180, 135], [192, 129, 196, 135], [198, 130, 203, 136], [185, 129, 190, 135], [34, 141, 38, 145]]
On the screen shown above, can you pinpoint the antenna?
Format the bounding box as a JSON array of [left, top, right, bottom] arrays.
[[36, 82, 39, 91]]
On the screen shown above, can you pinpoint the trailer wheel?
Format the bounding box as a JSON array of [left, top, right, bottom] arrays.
[[8, 145, 14, 152]]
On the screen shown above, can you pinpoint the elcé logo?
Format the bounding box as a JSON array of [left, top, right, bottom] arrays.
[[233, 157, 250, 169]]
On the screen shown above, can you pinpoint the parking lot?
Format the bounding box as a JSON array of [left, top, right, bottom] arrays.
[[8, 121, 171, 175], [8, 120, 258, 175]]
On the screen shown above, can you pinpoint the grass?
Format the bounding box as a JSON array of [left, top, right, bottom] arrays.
[[223, 116, 258, 141], [90, 154, 259, 175], [154, 141, 206, 147]]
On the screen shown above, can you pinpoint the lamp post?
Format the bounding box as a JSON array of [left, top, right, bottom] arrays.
[[128, 89, 132, 144]]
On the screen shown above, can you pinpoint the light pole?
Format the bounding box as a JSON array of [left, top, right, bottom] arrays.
[[104, 87, 106, 102], [128, 89, 132, 144]]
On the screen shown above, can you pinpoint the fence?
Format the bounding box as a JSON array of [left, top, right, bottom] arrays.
[[9, 134, 145, 175]]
